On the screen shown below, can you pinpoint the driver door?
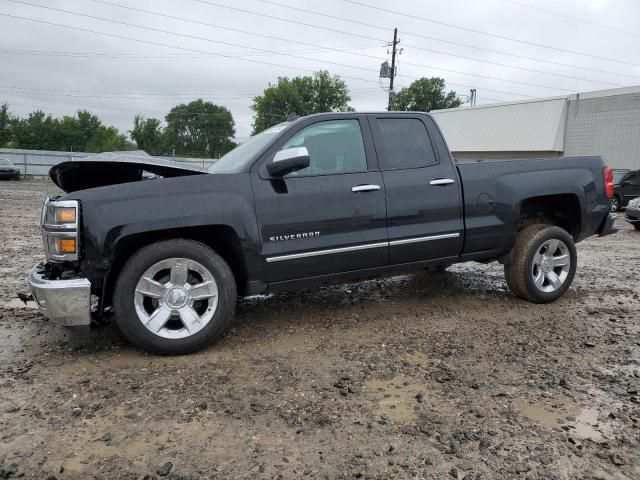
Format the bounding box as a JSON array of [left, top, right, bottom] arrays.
[[251, 116, 388, 283]]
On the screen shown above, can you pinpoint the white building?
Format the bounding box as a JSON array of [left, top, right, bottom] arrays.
[[431, 86, 640, 170]]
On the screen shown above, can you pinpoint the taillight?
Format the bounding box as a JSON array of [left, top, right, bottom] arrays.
[[604, 166, 614, 199]]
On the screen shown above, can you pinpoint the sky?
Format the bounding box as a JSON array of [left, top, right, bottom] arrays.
[[1, 0, 639, 140]]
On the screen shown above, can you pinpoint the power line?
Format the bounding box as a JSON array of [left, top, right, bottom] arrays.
[[6, 0, 387, 79], [0, 12, 377, 86], [0, 91, 256, 101], [503, 0, 640, 39], [189, 0, 627, 87], [253, 0, 639, 82], [0, 9, 540, 99], [343, 0, 640, 68], [1, 85, 383, 98], [0, 18, 608, 92], [396, 52, 604, 91], [87, 0, 596, 92], [0, 44, 381, 59], [90, 0, 388, 57]]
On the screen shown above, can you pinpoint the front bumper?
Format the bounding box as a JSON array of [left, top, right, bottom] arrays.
[[626, 205, 640, 225], [598, 212, 618, 236], [27, 262, 91, 327]]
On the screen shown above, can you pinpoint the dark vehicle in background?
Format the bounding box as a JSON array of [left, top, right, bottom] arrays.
[[625, 197, 640, 230], [611, 169, 640, 211], [27, 112, 616, 355], [0, 157, 20, 180]]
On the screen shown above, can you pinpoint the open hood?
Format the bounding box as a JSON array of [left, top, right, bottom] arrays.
[[50, 151, 209, 193]]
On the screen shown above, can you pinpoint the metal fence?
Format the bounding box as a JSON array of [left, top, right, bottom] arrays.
[[0, 148, 216, 177]]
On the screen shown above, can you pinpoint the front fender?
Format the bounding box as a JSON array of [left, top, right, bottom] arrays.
[[70, 173, 261, 279]]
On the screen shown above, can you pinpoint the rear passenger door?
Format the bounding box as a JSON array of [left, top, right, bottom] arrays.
[[369, 114, 463, 265]]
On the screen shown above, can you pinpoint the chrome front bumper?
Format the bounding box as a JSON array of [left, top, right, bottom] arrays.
[[27, 262, 91, 327]]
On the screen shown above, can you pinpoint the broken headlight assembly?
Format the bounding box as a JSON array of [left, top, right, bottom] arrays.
[[41, 198, 80, 261]]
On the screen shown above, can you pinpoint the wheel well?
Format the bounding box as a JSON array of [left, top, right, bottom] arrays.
[[519, 194, 581, 238], [102, 225, 247, 310]]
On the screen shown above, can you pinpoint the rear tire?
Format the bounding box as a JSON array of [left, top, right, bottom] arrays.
[[114, 239, 237, 355], [634, 224, 640, 231], [504, 225, 577, 303]]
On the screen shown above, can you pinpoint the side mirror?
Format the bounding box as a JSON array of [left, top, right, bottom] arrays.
[[267, 147, 310, 177]]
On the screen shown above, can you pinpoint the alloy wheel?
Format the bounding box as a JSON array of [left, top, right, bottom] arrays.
[[133, 258, 219, 339]]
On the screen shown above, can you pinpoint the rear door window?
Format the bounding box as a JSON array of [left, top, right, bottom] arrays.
[[375, 118, 437, 170]]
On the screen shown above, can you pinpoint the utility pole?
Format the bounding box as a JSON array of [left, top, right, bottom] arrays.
[[388, 27, 399, 111]]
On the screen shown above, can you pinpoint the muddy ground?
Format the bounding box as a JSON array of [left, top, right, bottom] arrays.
[[0, 180, 638, 480]]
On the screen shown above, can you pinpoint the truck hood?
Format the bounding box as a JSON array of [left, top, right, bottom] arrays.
[[50, 151, 208, 193]]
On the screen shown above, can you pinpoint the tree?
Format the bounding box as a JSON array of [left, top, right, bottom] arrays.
[[86, 126, 134, 152], [7, 107, 134, 152], [0, 103, 12, 147], [164, 99, 236, 158], [10, 111, 59, 150], [251, 70, 352, 134], [130, 115, 165, 155], [391, 77, 462, 112]]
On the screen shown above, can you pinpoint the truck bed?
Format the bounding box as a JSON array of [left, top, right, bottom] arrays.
[[456, 155, 610, 259]]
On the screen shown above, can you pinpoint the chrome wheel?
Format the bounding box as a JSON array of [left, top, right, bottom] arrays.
[[134, 258, 219, 340], [531, 239, 571, 293]]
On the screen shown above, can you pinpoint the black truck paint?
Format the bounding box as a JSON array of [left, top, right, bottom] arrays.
[[35, 112, 616, 352]]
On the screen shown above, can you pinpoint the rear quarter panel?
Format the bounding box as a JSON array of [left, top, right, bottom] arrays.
[[457, 156, 608, 259]]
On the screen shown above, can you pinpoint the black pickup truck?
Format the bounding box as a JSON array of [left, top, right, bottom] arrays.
[[28, 112, 616, 354]]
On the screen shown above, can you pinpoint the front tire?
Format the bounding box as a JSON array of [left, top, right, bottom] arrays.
[[113, 239, 237, 354], [504, 225, 577, 303]]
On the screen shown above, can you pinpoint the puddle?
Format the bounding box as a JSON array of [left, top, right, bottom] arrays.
[[573, 407, 617, 443], [364, 377, 429, 423], [514, 397, 613, 442], [514, 400, 567, 429]]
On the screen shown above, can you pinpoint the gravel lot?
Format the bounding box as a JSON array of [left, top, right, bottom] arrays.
[[0, 180, 638, 480]]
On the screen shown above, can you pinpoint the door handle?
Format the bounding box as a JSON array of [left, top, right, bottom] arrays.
[[352, 184, 381, 192], [429, 178, 455, 186]]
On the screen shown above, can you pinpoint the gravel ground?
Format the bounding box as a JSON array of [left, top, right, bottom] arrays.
[[0, 180, 638, 480]]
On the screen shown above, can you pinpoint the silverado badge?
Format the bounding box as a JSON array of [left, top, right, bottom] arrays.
[[269, 231, 320, 242]]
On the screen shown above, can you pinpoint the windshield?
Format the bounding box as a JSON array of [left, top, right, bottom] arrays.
[[0, 158, 12, 166], [613, 171, 628, 184], [208, 123, 290, 173]]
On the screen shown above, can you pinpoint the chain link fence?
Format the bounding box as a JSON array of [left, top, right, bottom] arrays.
[[0, 148, 216, 177]]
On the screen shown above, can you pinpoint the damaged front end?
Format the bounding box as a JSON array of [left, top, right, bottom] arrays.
[[28, 196, 92, 326], [29, 152, 209, 326], [28, 262, 91, 327], [49, 150, 207, 193]]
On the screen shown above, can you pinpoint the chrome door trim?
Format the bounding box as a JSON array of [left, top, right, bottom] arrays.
[[266, 242, 388, 263], [351, 184, 381, 192], [389, 232, 460, 246], [266, 233, 462, 262], [429, 178, 455, 186]]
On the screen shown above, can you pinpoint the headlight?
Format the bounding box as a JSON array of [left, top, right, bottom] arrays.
[[41, 198, 80, 261], [629, 197, 640, 208]]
